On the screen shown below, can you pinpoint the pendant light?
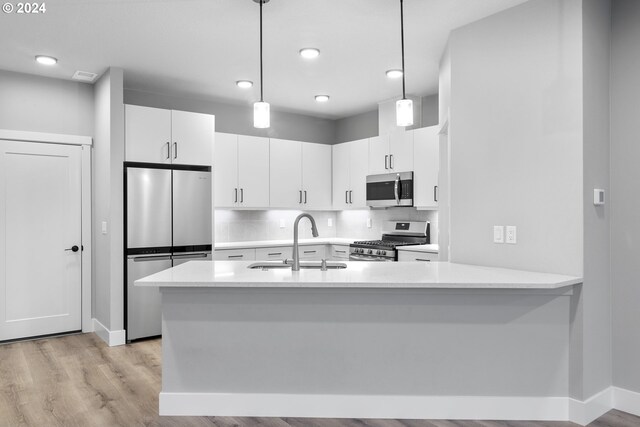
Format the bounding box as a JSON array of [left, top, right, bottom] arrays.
[[253, 0, 270, 128], [396, 0, 413, 127]]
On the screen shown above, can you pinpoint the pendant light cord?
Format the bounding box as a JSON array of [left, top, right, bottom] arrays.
[[400, 0, 406, 100], [259, 0, 264, 102]]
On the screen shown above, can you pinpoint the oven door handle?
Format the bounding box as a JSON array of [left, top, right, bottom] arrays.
[[394, 173, 401, 205]]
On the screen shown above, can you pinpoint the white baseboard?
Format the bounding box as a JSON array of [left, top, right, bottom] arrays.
[[92, 318, 126, 347], [160, 392, 569, 420], [614, 386, 640, 418], [569, 387, 614, 425]]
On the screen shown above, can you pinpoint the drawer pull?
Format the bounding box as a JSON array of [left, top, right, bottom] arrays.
[[228, 255, 244, 259], [416, 258, 431, 262], [335, 250, 346, 253], [268, 252, 282, 256], [303, 250, 316, 254]]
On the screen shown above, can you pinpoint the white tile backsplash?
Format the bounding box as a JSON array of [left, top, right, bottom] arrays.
[[215, 208, 439, 245]]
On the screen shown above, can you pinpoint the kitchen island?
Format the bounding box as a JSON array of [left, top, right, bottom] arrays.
[[137, 261, 582, 421]]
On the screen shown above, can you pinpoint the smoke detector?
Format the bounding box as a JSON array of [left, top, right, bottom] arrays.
[[72, 70, 98, 83]]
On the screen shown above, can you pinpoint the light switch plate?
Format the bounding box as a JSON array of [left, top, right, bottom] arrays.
[[279, 219, 285, 229], [327, 218, 333, 227], [366, 218, 372, 228], [493, 226, 504, 243], [506, 226, 517, 244]]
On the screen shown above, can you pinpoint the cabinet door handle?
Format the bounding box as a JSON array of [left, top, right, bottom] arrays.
[[390, 154, 394, 169], [173, 142, 178, 159], [166, 142, 171, 159], [240, 188, 244, 203], [434, 185, 438, 202], [234, 188, 238, 203], [345, 190, 348, 204], [384, 155, 389, 170], [304, 190, 307, 204], [299, 190, 303, 204], [349, 190, 353, 204]]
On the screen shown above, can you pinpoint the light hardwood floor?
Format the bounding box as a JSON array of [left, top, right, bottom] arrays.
[[0, 333, 638, 427]]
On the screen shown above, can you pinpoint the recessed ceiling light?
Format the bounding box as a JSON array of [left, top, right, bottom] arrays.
[[299, 48, 320, 59], [386, 69, 403, 78], [236, 80, 253, 89], [315, 95, 330, 103], [35, 55, 57, 66]]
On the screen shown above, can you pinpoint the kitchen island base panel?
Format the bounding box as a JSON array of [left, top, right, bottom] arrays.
[[160, 287, 570, 418]]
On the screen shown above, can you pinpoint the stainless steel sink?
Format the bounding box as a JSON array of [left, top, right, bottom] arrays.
[[248, 260, 347, 271]]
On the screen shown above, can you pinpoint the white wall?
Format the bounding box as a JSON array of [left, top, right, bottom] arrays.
[[579, 0, 612, 400], [0, 69, 93, 136], [447, 0, 583, 277], [611, 0, 640, 395], [92, 68, 125, 334]]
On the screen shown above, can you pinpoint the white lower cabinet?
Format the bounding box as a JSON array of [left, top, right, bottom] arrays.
[[298, 245, 326, 260], [397, 251, 439, 262], [255, 246, 291, 261], [213, 248, 256, 261], [331, 245, 350, 260]]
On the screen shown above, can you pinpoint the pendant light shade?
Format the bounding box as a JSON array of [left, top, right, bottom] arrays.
[[254, 101, 270, 128], [396, 98, 414, 127], [396, 0, 414, 127], [253, 0, 270, 128]]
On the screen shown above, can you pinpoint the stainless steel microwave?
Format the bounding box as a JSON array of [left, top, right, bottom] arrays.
[[366, 171, 414, 207]]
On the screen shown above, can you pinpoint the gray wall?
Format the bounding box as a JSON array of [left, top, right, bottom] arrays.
[[93, 68, 126, 333], [447, 0, 583, 277], [611, 0, 640, 394], [0, 69, 93, 136], [124, 89, 336, 145], [580, 0, 612, 400], [334, 94, 439, 143]]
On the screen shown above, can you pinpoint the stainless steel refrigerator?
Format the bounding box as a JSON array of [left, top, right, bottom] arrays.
[[124, 162, 212, 341]]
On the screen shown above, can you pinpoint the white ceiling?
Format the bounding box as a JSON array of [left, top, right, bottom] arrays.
[[0, 0, 527, 119]]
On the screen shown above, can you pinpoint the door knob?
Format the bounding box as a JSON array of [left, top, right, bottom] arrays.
[[65, 245, 79, 252]]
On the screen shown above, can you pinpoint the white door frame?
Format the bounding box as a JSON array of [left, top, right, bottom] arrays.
[[0, 129, 93, 334]]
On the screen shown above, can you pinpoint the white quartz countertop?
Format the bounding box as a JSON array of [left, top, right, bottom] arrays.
[[396, 244, 439, 253], [136, 260, 581, 290], [214, 238, 355, 250]]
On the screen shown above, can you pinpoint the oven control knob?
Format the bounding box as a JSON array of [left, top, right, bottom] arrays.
[[367, 249, 373, 254], [376, 250, 381, 255], [381, 251, 386, 256]]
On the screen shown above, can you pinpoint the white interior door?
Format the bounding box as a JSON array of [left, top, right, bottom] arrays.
[[0, 141, 82, 341]]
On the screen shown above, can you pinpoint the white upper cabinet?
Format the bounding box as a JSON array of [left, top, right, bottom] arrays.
[[270, 139, 331, 209], [302, 143, 332, 209], [332, 138, 369, 209], [368, 130, 414, 174], [125, 105, 172, 163], [237, 135, 270, 208], [170, 110, 214, 166], [413, 126, 439, 209], [214, 133, 270, 208], [125, 105, 214, 166], [270, 139, 303, 208], [213, 132, 239, 208]]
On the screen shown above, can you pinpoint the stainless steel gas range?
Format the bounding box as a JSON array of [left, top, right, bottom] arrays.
[[349, 221, 430, 261]]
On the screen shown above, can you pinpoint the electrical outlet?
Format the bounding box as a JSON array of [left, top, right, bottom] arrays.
[[366, 218, 372, 228], [506, 226, 517, 244], [327, 218, 333, 227], [493, 226, 504, 243], [101, 221, 108, 235], [279, 219, 285, 229]]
